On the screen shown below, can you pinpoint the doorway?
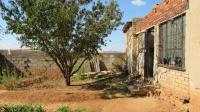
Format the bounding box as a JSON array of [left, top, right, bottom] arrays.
[[144, 28, 154, 79]]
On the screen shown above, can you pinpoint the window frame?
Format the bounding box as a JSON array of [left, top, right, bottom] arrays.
[[158, 14, 186, 70]]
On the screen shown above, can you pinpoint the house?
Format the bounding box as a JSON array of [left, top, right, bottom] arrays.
[[123, 0, 200, 111], [123, 19, 139, 74]]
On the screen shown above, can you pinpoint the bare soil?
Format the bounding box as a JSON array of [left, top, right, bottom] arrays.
[[0, 74, 182, 112], [0, 88, 181, 112]]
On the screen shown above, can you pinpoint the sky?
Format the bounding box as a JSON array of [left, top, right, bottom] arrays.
[[0, 0, 161, 52]]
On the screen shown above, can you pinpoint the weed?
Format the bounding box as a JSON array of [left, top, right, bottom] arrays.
[[0, 67, 21, 90], [73, 67, 88, 81], [76, 67, 85, 76], [56, 106, 71, 112], [105, 82, 133, 96], [74, 108, 86, 112], [56, 105, 86, 112], [0, 105, 45, 112], [73, 74, 87, 81]]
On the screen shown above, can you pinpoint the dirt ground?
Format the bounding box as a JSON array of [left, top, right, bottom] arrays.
[[0, 89, 181, 112], [0, 73, 183, 112]]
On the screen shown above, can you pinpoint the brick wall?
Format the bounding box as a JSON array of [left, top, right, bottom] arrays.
[[157, 67, 190, 101], [124, 19, 139, 74], [126, 27, 135, 74], [0, 50, 125, 77], [135, 0, 188, 33], [0, 50, 63, 78]]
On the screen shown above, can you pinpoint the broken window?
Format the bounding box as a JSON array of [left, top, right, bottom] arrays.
[[159, 14, 185, 68]]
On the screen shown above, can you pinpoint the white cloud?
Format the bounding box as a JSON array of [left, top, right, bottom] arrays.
[[131, 0, 146, 6]]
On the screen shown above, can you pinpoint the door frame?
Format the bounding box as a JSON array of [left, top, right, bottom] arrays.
[[144, 27, 155, 80]]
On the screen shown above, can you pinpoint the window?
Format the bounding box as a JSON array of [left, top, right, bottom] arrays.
[[159, 14, 185, 68]]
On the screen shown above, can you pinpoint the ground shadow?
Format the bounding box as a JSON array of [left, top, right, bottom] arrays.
[[99, 60, 107, 71], [82, 74, 127, 90], [85, 74, 128, 99], [78, 73, 153, 100], [0, 53, 24, 77]]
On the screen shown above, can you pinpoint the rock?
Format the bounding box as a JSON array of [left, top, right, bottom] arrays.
[[84, 72, 98, 78], [95, 72, 106, 79], [101, 71, 112, 75]]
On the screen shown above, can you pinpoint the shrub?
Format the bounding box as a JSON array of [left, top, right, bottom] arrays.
[[105, 82, 132, 96], [72, 66, 87, 81], [0, 67, 21, 90], [75, 67, 87, 81], [0, 105, 86, 112], [56, 106, 70, 112], [56, 106, 86, 112], [73, 74, 87, 81], [74, 108, 86, 112], [76, 67, 85, 76], [0, 105, 45, 112]]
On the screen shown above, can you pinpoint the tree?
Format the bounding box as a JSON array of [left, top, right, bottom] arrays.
[[0, 0, 123, 85], [0, 25, 3, 39]]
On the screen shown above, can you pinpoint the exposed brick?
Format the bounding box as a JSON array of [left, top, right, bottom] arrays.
[[135, 0, 189, 33], [157, 67, 190, 101]]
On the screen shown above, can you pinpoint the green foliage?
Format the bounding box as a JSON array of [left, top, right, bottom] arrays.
[[0, 0, 123, 85], [105, 82, 132, 96], [56, 106, 70, 112], [76, 67, 85, 77], [74, 108, 86, 112], [73, 67, 86, 81], [73, 74, 87, 81], [0, 105, 45, 112], [56, 106, 86, 112], [0, 105, 85, 112], [103, 81, 133, 99], [0, 67, 20, 90]]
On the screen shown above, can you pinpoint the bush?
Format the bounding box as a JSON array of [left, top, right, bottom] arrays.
[[76, 67, 85, 76], [73, 74, 87, 81], [72, 66, 88, 81], [56, 106, 70, 112], [56, 106, 86, 112], [0, 67, 20, 90], [0, 105, 86, 112], [74, 108, 86, 112], [105, 82, 132, 96], [75, 67, 87, 81], [0, 105, 45, 112]]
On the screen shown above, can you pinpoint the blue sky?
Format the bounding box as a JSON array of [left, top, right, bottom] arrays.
[[0, 0, 161, 51]]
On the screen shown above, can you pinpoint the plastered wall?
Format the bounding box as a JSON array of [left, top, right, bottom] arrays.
[[185, 0, 200, 89], [0, 50, 125, 77]]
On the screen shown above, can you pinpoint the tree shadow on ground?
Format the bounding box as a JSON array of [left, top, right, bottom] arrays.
[[78, 73, 152, 100], [81, 73, 127, 90]]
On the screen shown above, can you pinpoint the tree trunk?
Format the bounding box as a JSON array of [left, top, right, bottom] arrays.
[[66, 74, 71, 86], [65, 68, 71, 86]]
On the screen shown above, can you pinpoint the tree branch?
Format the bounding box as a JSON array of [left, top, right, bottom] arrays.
[[71, 58, 87, 75]]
